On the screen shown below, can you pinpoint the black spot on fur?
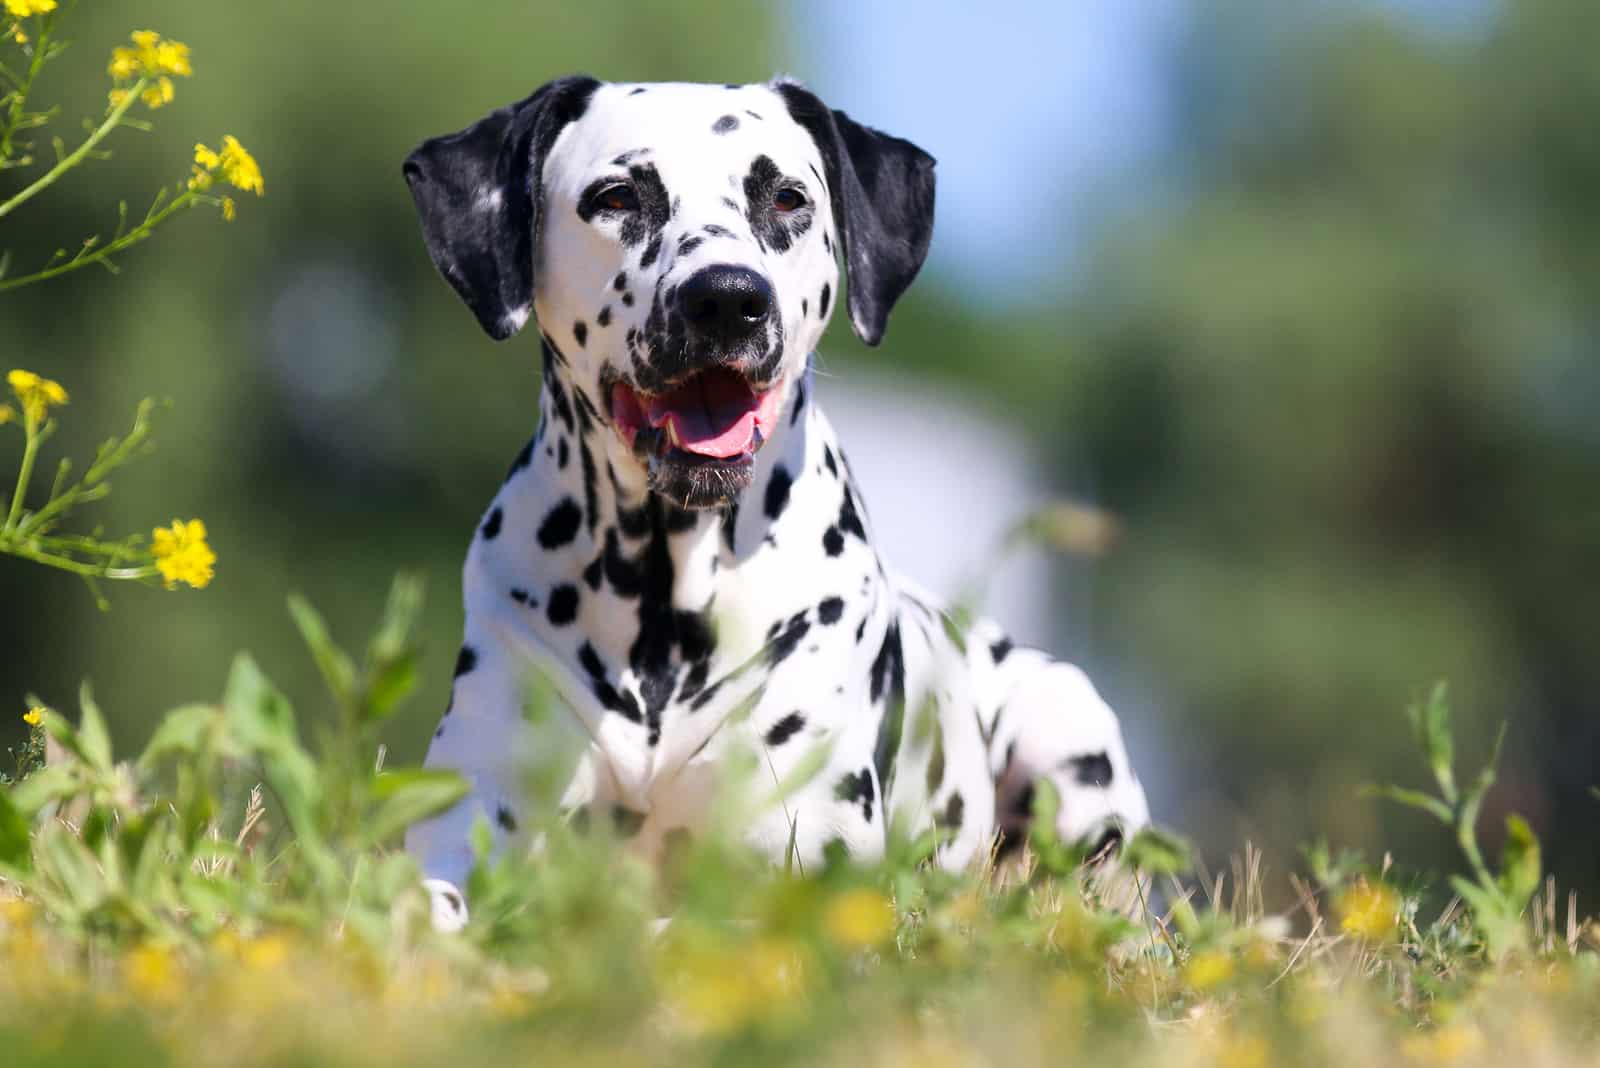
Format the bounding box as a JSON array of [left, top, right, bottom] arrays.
[[1011, 781, 1036, 821], [625, 500, 719, 744], [496, 805, 518, 832], [1067, 751, 1114, 788], [611, 806, 646, 838], [745, 109, 762, 120], [621, 291, 634, 306], [480, 506, 503, 540], [677, 234, 705, 257], [602, 528, 643, 597], [819, 281, 831, 318], [639, 233, 663, 269], [764, 464, 792, 520], [558, 437, 570, 469], [817, 596, 845, 625], [990, 636, 1014, 663], [837, 486, 867, 542], [616, 162, 671, 248], [578, 641, 642, 724], [628, 86, 646, 96], [582, 555, 603, 591], [505, 436, 535, 482], [537, 497, 582, 549], [454, 646, 477, 678], [721, 503, 739, 553], [834, 768, 875, 823], [597, 304, 612, 327], [822, 444, 838, 476], [547, 584, 579, 625], [509, 587, 531, 605], [791, 377, 806, 426], [573, 320, 587, 347], [940, 792, 965, 832], [767, 610, 810, 666], [743, 154, 804, 254], [703, 223, 735, 239], [613, 271, 628, 291], [541, 353, 575, 431], [578, 441, 600, 537], [764, 712, 805, 746], [870, 623, 906, 786], [712, 114, 739, 134], [822, 526, 844, 556], [721, 196, 740, 212]]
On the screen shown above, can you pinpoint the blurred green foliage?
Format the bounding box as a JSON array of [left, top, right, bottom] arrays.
[[2, 0, 1596, 907]]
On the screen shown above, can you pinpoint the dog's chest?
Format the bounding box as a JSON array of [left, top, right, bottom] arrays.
[[461, 398, 888, 801]]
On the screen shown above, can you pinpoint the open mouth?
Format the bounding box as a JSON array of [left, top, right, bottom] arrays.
[[610, 366, 784, 464], [608, 367, 784, 509]]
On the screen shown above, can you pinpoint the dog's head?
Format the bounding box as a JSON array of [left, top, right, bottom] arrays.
[[403, 77, 935, 509]]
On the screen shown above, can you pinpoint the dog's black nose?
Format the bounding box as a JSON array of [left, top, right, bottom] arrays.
[[677, 265, 773, 341]]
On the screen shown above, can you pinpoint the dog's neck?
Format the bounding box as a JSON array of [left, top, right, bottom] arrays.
[[487, 350, 880, 688]]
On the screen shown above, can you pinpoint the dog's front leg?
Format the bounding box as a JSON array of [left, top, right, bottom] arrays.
[[406, 622, 588, 932]]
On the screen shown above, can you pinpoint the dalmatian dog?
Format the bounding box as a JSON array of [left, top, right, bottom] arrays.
[[402, 75, 1150, 931]]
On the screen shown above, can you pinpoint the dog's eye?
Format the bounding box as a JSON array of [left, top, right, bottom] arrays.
[[772, 187, 806, 213], [589, 183, 639, 214]]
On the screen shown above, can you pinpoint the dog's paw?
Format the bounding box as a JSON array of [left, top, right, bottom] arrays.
[[423, 878, 469, 933]]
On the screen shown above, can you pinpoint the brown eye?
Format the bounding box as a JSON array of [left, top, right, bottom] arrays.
[[590, 182, 639, 213], [773, 187, 806, 212]]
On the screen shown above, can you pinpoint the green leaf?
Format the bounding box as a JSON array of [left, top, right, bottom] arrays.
[[1358, 783, 1453, 825], [0, 788, 33, 873], [75, 682, 114, 773], [287, 593, 357, 710], [221, 654, 329, 877], [367, 573, 425, 666], [1406, 681, 1456, 805], [1496, 813, 1541, 908], [1450, 873, 1525, 961], [758, 736, 836, 811], [7, 764, 77, 816], [363, 769, 469, 846], [362, 649, 419, 724], [1121, 826, 1194, 876], [137, 703, 220, 769]]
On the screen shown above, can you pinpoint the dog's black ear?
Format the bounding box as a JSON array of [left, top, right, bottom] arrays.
[[775, 81, 936, 346], [404, 76, 601, 340]]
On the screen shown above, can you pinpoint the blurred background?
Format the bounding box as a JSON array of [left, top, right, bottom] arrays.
[[3, 0, 1596, 900]]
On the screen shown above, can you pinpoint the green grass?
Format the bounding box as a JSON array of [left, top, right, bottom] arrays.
[[1, 578, 1596, 1068]]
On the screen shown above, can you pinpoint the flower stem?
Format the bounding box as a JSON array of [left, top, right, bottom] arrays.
[[4, 411, 42, 533], [0, 76, 145, 220], [0, 16, 52, 165], [0, 187, 197, 291]]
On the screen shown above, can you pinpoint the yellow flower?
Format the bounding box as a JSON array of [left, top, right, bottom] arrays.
[[107, 30, 192, 108], [4, 0, 56, 17], [0, 403, 14, 424], [123, 943, 181, 1004], [140, 76, 174, 109], [7, 368, 68, 423], [1401, 1023, 1485, 1064], [220, 136, 263, 195], [22, 707, 43, 727], [151, 518, 216, 590], [220, 196, 236, 222], [191, 137, 263, 197], [1183, 948, 1236, 992], [823, 887, 895, 950], [1337, 879, 1399, 942]]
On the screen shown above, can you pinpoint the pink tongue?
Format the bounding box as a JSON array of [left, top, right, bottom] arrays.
[[647, 370, 761, 458]]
